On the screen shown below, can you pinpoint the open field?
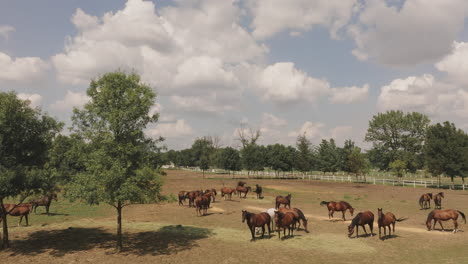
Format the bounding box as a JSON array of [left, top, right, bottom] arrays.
[[1, 170, 467, 263]]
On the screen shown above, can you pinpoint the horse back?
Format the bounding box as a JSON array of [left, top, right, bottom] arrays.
[[360, 211, 374, 224]]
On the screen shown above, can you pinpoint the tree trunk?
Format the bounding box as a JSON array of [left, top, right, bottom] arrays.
[[0, 199, 10, 249], [116, 201, 123, 252]]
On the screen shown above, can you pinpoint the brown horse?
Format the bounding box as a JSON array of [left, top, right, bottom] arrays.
[[275, 194, 292, 209], [187, 190, 202, 207], [195, 195, 211, 216], [426, 209, 466, 233], [236, 186, 251, 198], [31, 193, 58, 214], [178, 191, 188, 206], [220, 187, 236, 200], [278, 207, 309, 233], [242, 210, 271, 241], [205, 189, 218, 203], [348, 211, 374, 238], [0, 204, 33, 226], [377, 208, 407, 240], [237, 181, 247, 187], [320, 201, 354, 221], [254, 184, 263, 199], [434, 192, 444, 209], [274, 211, 297, 239], [419, 193, 432, 209]]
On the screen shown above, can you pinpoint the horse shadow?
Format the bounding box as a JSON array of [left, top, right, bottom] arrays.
[[380, 234, 400, 240], [353, 233, 375, 238], [37, 212, 70, 216], [7, 225, 213, 257], [431, 228, 464, 233]]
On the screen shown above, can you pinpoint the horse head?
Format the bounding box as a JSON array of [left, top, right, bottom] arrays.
[[287, 194, 291, 200], [349, 207, 354, 216], [348, 224, 355, 237], [428, 193, 433, 199], [439, 192, 444, 198]]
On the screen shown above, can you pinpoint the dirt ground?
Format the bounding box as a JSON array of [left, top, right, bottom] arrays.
[[1, 170, 467, 264]]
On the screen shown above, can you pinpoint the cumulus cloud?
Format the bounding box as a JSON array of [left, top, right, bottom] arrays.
[[0, 25, 15, 40], [435, 41, 468, 85], [50, 91, 90, 112], [261, 113, 287, 128], [0, 52, 49, 83], [329, 84, 369, 104], [17, 93, 43, 108], [288, 121, 326, 140], [146, 119, 194, 138]]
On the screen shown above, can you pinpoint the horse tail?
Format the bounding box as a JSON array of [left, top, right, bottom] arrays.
[[457, 211, 466, 224], [320, 201, 329, 206], [418, 195, 424, 207], [396, 217, 408, 222]]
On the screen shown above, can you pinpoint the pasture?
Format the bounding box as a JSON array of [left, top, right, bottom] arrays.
[[1, 170, 467, 263]]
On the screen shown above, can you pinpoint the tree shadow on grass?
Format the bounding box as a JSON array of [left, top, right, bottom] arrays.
[[6, 225, 213, 257]]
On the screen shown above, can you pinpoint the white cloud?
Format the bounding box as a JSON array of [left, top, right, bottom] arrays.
[[248, 0, 357, 39], [146, 119, 194, 138], [435, 41, 468, 85], [50, 91, 90, 112], [169, 95, 235, 114], [329, 84, 369, 104], [0, 52, 49, 82], [261, 113, 287, 128], [0, 25, 15, 40], [288, 121, 326, 139], [17, 93, 43, 108], [349, 0, 468, 66], [330, 126, 353, 145]]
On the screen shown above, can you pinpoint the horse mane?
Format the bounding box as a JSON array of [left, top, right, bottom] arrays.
[[350, 212, 362, 227], [320, 201, 329, 206], [294, 208, 307, 222], [341, 201, 352, 208], [428, 193, 433, 199]]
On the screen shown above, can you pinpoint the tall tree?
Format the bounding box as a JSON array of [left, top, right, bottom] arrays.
[[347, 146, 368, 178], [295, 133, 313, 175], [191, 137, 215, 177], [316, 139, 341, 174], [0, 92, 62, 248], [67, 72, 163, 251], [340, 139, 355, 174], [266, 144, 296, 176], [215, 147, 241, 174]]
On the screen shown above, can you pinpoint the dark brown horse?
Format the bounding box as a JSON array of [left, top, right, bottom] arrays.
[[254, 184, 263, 199], [178, 191, 188, 206], [195, 195, 211, 216], [434, 192, 444, 209], [348, 211, 374, 238], [320, 201, 354, 221], [377, 208, 407, 240], [187, 190, 202, 207], [205, 189, 218, 203], [419, 193, 433, 209], [31, 193, 58, 214], [220, 187, 236, 200], [274, 211, 297, 239], [426, 209, 466, 233], [237, 181, 247, 187], [0, 204, 33, 226], [278, 207, 309, 233], [236, 186, 251, 198], [275, 194, 291, 209], [242, 210, 271, 241]]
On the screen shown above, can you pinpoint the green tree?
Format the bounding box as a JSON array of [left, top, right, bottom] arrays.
[[341, 139, 355, 174], [295, 134, 313, 175], [266, 144, 296, 176], [67, 72, 163, 251], [317, 139, 341, 174], [191, 137, 215, 177], [215, 147, 241, 174], [347, 147, 369, 180], [389, 160, 407, 179], [0, 92, 62, 248]]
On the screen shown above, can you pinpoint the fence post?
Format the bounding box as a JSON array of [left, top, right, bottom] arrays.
[[413, 180, 416, 188]]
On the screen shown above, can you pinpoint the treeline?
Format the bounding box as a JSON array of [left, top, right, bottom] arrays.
[[163, 111, 468, 183]]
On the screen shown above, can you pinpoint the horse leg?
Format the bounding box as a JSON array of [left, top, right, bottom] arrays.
[[362, 225, 368, 236], [250, 226, 256, 241], [25, 214, 29, 226], [18, 216, 23, 226], [370, 222, 374, 236], [379, 226, 381, 239], [453, 220, 458, 233], [438, 220, 444, 231], [261, 225, 265, 238], [330, 210, 334, 219], [342, 211, 346, 221], [356, 226, 359, 237], [267, 221, 271, 236], [46, 205, 50, 215]]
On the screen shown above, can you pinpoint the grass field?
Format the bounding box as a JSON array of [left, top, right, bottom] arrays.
[[1, 170, 467, 263]]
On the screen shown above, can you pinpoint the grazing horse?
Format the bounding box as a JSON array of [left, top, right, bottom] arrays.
[[419, 193, 433, 209], [426, 209, 466, 233], [434, 192, 444, 209], [254, 184, 263, 199], [220, 187, 236, 200], [195, 195, 211, 216], [187, 190, 202, 208], [205, 189, 217, 203], [237, 181, 247, 187], [274, 211, 297, 239], [278, 207, 309, 233], [275, 194, 292, 209], [31, 193, 58, 214], [377, 208, 407, 240], [0, 204, 33, 226], [320, 201, 354, 221], [178, 191, 189, 206], [236, 186, 251, 198], [265, 208, 277, 230], [242, 210, 271, 241], [348, 211, 374, 238]]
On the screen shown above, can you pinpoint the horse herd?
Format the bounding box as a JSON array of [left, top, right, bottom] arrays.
[[0, 194, 58, 226]]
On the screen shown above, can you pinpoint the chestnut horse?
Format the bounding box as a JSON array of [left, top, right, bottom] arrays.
[[178, 191, 188, 206], [237, 181, 247, 187], [320, 201, 354, 221], [0, 204, 33, 226], [236, 186, 251, 198], [242, 210, 271, 241], [419, 193, 432, 209], [31, 193, 58, 214], [377, 208, 407, 240], [254, 184, 263, 199], [426, 209, 466, 233], [195, 195, 211, 216], [434, 192, 444, 209], [204, 189, 217, 203], [348, 211, 374, 238], [274, 211, 297, 239], [275, 194, 292, 209], [220, 187, 236, 200], [278, 207, 309, 233], [187, 190, 202, 208]]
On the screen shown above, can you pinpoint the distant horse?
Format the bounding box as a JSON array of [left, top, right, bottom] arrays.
[[274, 211, 297, 239], [195, 195, 211, 216], [236, 186, 251, 198], [31, 193, 58, 215], [187, 190, 202, 208], [203, 190, 217, 203], [178, 191, 189, 206], [278, 207, 309, 233], [265, 208, 277, 230], [320, 201, 354, 221], [426, 209, 466, 233], [0, 204, 33, 226], [220, 187, 236, 200], [434, 192, 444, 209], [377, 208, 407, 240], [348, 211, 374, 238], [254, 184, 263, 199], [205, 189, 218, 203], [275, 194, 292, 209], [242, 210, 271, 241], [419, 193, 433, 209], [237, 181, 247, 187]]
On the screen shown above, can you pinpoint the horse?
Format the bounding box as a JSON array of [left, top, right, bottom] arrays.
[[237, 181, 247, 187], [205, 189, 218, 203], [0, 204, 33, 226], [419, 193, 433, 209], [220, 187, 236, 200], [320, 201, 354, 221], [434, 192, 444, 209], [377, 208, 407, 240], [426, 209, 466, 233], [278, 207, 309, 233], [236, 186, 251, 198], [187, 190, 202, 207], [274, 211, 297, 239], [275, 194, 292, 209], [195, 195, 211, 216], [178, 191, 189, 206], [242, 210, 271, 241], [31, 193, 58, 214], [254, 184, 263, 199], [348, 211, 374, 238], [265, 208, 277, 230]]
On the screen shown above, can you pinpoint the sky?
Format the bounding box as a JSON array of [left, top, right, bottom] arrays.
[[1, 0, 468, 150]]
